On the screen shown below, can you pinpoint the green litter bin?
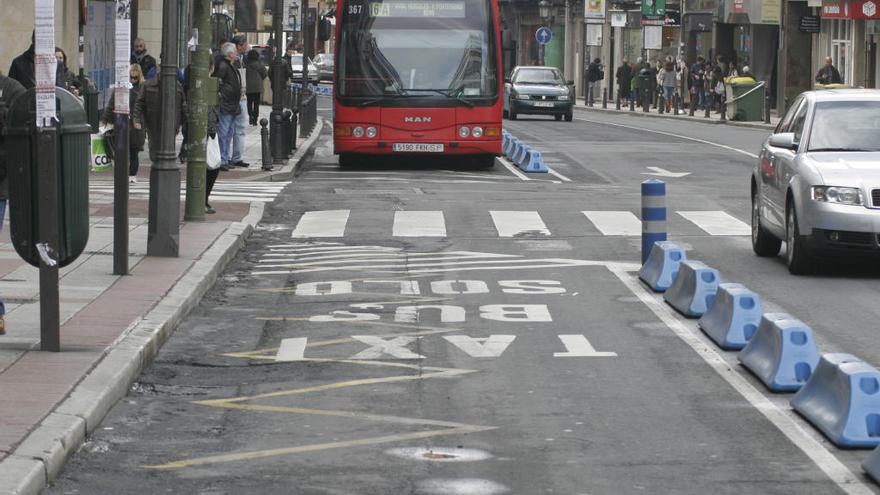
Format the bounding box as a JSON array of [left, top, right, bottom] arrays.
[[725, 78, 764, 121], [4, 87, 91, 268]]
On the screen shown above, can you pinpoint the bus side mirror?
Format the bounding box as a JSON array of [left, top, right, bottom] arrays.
[[318, 19, 332, 42]]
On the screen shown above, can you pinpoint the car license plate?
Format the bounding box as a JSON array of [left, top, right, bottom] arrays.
[[533, 102, 554, 107], [392, 143, 444, 153]]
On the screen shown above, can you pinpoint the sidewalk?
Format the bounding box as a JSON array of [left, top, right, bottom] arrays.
[[574, 96, 781, 130], [0, 108, 324, 495]]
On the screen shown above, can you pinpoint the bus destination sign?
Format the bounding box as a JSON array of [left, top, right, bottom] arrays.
[[369, 1, 466, 18]]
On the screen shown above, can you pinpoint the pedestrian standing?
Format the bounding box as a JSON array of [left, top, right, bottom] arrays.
[[133, 66, 186, 164], [214, 42, 242, 172], [630, 60, 640, 103], [8, 32, 64, 90], [54, 48, 80, 95], [585, 58, 603, 105], [230, 35, 251, 168], [101, 64, 146, 183], [710, 59, 725, 112], [815, 56, 843, 85], [689, 56, 706, 110], [658, 59, 677, 113], [131, 38, 157, 80], [0, 71, 26, 335], [245, 49, 267, 126], [616, 58, 632, 104]]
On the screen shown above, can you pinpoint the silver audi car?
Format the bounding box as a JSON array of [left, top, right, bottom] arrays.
[[751, 89, 880, 274]]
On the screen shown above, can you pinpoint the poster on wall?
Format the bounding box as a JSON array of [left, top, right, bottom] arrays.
[[643, 25, 662, 49], [586, 0, 606, 20], [586, 22, 603, 46], [611, 11, 627, 26]]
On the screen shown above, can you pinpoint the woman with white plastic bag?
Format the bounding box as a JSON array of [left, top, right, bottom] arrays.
[[205, 106, 221, 214]]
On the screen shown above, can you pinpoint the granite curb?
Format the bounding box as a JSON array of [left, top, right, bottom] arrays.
[[0, 120, 323, 495]]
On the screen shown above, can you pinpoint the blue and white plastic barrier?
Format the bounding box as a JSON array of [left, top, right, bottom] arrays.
[[663, 260, 719, 318], [792, 353, 880, 448], [698, 283, 763, 350], [641, 180, 667, 264], [738, 313, 819, 392], [502, 132, 548, 173], [639, 241, 687, 292]]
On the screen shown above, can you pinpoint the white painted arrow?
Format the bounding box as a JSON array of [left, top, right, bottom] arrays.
[[642, 166, 691, 178]]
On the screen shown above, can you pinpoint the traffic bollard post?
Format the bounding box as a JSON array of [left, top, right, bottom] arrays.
[[616, 91, 621, 110], [721, 97, 727, 121], [602, 88, 608, 109], [705, 100, 711, 118], [689, 97, 695, 116], [674, 94, 679, 115], [641, 179, 667, 264], [260, 118, 273, 171], [658, 95, 664, 114], [630, 97, 635, 112], [764, 86, 771, 124]]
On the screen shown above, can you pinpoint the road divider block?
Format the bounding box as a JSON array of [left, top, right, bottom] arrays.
[[862, 445, 880, 480], [663, 260, 719, 317], [509, 138, 523, 161], [520, 149, 548, 173], [738, 313, 819, 392], [792, 353, 880, 448], [514, 144, 530, 167], [698, 283, 762, 350], [501, 131, 509, 151], [638, 241, 686, 292]]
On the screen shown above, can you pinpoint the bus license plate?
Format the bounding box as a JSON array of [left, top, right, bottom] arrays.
[[533, 102, 554, 107], [392, 143, 444, 153]]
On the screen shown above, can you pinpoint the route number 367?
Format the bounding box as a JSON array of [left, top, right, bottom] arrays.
[[348, 4, 362, 14]]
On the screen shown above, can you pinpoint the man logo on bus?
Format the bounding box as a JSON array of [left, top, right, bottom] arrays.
[[404, 116, 432, 123]]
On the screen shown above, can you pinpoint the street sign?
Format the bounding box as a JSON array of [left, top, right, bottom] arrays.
[[535, 26, 552, 45]]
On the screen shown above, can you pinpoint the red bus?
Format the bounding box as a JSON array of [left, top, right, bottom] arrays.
[[332, 0, 503, 167]]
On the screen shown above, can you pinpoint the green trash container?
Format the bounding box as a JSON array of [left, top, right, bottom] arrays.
[[638, 69, 653, 109], [725, 78, 764, 121], [4, 87, 91, 268]]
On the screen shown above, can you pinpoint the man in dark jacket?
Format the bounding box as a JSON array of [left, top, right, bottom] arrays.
[[8, 33, 64, 90], [616, 58, 632, 104], [0, 73, 25, 335], [245, 49, 267, 126], [585, 58, 603, 104], [815, 56, 843, 85], [131, 38, 158, 80], [133, 71, 186, 163], [213, 42, 242, 171]]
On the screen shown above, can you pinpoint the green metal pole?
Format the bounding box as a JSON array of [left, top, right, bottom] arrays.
[[185, 0, 211, 222]]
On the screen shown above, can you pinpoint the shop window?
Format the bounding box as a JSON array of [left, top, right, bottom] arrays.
[[826, 19, 852, 83]]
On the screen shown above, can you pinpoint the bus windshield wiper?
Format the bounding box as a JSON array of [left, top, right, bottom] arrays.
[[402, 88, 475, 107], [356, 87, 406, 107]]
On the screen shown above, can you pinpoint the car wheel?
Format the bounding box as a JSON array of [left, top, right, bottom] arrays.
[[509, 100, 517, 120], [554, 114, 563, 121], [751, 190, 781, 257], [564, 113, 573, 122], [786, 201, 812, 275]]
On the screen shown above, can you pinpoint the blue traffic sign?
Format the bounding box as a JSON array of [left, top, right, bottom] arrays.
[[535, 26, 552, 45]]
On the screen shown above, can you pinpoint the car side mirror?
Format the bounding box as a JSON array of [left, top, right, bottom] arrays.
[[769, 132, 798, 150]]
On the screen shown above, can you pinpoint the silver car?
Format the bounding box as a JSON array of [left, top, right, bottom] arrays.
[[751, 89, 880, 274]]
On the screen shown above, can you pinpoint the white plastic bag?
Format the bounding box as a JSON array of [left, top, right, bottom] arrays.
[[206, 135, 221, 170]]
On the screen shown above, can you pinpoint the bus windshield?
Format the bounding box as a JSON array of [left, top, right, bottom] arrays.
[[337, 0, 498, 103]]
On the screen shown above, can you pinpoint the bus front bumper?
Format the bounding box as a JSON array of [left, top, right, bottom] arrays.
[[335, 139, 502, 156]]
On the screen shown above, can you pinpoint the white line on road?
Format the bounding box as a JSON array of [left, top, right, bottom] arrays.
[[574, 117, 760, 159], [546, 167, 572, 182], [490, 211, 551, 237], [677, 211, 751, 236], [292, 210, 351, 238], [609, 266, 873, 495], [497, 156, 531, 181], [393, 211, 446, 237], [582, 211, 641, 236], [275, 338, 308, 362]]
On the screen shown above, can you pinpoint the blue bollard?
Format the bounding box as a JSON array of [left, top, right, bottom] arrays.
[[641, 180, 667, 263]]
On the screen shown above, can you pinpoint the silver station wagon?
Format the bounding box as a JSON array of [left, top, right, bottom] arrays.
[[751, 89, 880, 274]]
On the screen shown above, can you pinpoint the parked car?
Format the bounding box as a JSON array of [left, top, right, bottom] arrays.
[[290, 54, 320, 84], [313, 53, 334, 82], [503, 66, 574, 122], [750, 89, 880, 274]]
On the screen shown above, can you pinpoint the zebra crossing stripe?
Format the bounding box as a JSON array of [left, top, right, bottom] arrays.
[[292, 210, 351, 238], [490, 211, 551, 237], [393, 211, 446, 237], [582, 211, 641, 236], [677, 211, 750, 236]]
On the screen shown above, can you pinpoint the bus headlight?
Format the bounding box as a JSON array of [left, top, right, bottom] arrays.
[[472, 126, 484, 138], [459, 126, 471, 138], [366, 126, 377, 138], [353, 126, 365, 138]]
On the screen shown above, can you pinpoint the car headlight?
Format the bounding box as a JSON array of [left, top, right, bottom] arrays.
[[515, 94, 530, 100], [557, 95, 570, 101], [811, 186, 864, 205]]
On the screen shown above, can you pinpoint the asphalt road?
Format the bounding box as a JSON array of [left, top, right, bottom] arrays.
[[48, 108, 880, 494]]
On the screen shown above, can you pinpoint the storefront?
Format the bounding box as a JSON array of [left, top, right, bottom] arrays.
[[820, 0, 880, 86]]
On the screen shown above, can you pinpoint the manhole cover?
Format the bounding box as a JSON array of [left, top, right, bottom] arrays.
[[385, 447, 492, 462]]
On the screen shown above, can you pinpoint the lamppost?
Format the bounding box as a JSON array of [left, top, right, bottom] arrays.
[[537, 0, 551, 66], [270, 0, 287, 164]]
